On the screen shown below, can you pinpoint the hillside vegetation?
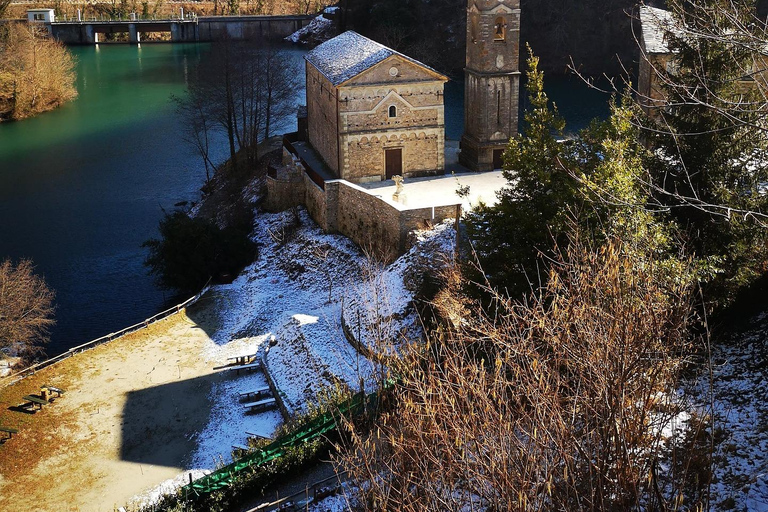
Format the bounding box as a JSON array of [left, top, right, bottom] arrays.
[[338, 0, 768, 506], [0, 23, 77, 121]]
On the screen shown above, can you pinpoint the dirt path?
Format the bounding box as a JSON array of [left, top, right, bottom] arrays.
[[0, 307, 223, 512]]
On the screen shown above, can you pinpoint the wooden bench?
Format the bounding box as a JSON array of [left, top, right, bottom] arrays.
[[227, 353, 258, 366], [214, 362, 262, 374], [22, 395, 47, 410], [238, 386, 271, 401], [242, 398, 277, 414], [0, 426, 18, 439]]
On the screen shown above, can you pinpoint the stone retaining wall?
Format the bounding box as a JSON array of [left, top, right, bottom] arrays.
[[266, 162, 461, 260]]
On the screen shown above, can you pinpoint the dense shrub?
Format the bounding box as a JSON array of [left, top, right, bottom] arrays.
[[143, 211, 257, 294], [0, 23, 77, 121]]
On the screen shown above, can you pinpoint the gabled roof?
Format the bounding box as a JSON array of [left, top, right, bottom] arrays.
[[305, 31, 446, 86], [639, 5, 679, 54]]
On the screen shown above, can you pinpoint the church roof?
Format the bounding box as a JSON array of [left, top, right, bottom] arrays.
[[305, 31, 444, 86], [639, 5, 678, 54]]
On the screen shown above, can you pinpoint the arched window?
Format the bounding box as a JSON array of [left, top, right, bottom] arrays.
[[494, 17, 506, 42], [389, 105, 397, 118]]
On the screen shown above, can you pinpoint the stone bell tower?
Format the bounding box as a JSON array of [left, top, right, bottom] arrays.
[[459, 0, 521, 171]]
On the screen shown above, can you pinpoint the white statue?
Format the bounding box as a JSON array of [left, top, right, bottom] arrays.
[[392, 175, 405, 202]]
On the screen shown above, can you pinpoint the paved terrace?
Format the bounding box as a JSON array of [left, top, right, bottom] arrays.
[[293, 139, 507, 211], [360, 140, 506, 211]]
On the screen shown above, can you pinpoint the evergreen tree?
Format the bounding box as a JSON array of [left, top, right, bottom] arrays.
[[467, 50, 686, 298], [648, 0, 768, 307], [466, 49, 580, 296]]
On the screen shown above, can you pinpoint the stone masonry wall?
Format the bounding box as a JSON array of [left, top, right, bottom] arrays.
[[335, 181, 403, 259], [306, 63, 339, 176], [267, 146, 459, 259], [303, 175, 329, 231], [343, 129, 443, 182], [265, 176, 303, 212]]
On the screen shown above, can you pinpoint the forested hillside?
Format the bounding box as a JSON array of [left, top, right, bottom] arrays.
[[347, 0, 669, 76]]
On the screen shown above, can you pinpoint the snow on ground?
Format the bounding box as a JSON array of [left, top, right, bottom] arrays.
[[343, 221, 455, 354], [128, 206, 454, 507], [195, 207, 451, 414], [128, 470, 209, 509], [686, 315, 768, 511], [361, 170, 506, 210], [286, 14, 334, 44], [191, 369, 283, 468]]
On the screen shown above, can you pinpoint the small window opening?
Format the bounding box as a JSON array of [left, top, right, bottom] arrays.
[[494, 17, 507, 42], [388, 105, 397, 118]]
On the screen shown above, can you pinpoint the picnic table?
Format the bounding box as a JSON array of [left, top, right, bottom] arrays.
[[239, 386, 271, 401], [43, 385, 65, 397], [227, 353, 258, 366], [242, 397, 277, 414], [0, 426, 18, 439], [20, 395, 47, 411], [213, 361, 262, 374]]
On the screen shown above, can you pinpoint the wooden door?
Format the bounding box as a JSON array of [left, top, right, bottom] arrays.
[[385, 148, 403, 179]]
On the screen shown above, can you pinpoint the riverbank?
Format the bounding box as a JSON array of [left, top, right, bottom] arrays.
[[0, 22, 77, 122]]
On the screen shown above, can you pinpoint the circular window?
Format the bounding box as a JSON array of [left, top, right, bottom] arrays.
[[389, 67, 399, 76]]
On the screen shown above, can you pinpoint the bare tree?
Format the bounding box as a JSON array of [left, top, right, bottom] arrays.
[[172, 92, 217, 187], [0, 259, 55, 362], [574, 0, 768, 223], [0, 22, 77, 121], [0, 0, 11, 19], [176, 41, 298, 173]]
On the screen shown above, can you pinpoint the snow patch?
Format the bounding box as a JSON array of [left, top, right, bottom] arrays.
[[286, 14, 334, 44]]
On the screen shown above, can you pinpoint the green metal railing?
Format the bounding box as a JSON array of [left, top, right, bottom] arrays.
[[181, 388, 380, 497]]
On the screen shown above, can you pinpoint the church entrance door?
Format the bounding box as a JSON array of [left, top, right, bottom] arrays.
[[385, 148, 403, 179]]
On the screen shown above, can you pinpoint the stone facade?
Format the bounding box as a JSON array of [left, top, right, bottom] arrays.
[[460, 0, 521, 172], [306, 63, 340, 175], [266, 148, 459, 259], [305, 31, 448, 183]]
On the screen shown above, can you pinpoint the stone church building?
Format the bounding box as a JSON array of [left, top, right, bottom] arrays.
[[304, 31, 448, 183]]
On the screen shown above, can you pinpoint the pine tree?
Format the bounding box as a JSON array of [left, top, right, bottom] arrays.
[[648, 0, 768, 306], [466, 49, 580, 296]]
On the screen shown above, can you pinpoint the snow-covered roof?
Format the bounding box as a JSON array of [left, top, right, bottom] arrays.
[[305, 31, 444, 86], [639, 5, 679, 54]]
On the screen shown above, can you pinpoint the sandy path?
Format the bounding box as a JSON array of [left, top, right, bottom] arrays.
[[0, 306, 224, 512]]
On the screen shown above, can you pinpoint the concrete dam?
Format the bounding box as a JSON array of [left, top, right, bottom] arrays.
[[48, 14, 314, 44]]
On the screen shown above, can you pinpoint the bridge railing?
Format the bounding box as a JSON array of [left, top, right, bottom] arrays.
[[53, 13, 199, 23]]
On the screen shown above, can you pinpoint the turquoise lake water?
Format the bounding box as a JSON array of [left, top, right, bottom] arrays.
[[0, 42, 609, 357]]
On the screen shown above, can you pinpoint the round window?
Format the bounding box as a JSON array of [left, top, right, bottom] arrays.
[[389, 67, 399, 77]]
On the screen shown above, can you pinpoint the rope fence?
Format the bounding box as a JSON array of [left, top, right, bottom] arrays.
[[2, 285, 210, 387]]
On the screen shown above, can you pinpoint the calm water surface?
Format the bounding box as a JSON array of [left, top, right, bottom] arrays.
[[0, 44, 223, 356], [0, 43, 606, 357]]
